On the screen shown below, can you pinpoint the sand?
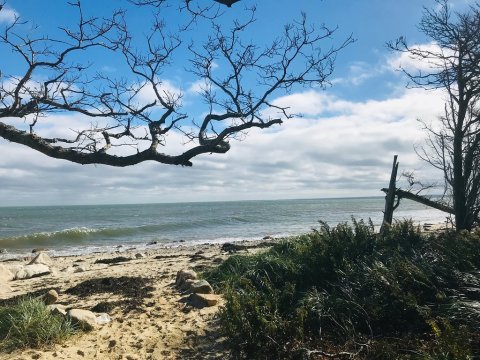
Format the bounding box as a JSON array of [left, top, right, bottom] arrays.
[[0, 241, 272, 360]]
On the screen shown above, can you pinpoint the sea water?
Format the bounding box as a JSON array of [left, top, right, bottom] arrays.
[[0, 197, 449, 257]]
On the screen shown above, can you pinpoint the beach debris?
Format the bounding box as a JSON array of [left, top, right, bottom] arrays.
[[66, 276, 154, 313], [67, 308, 98, 330], [14, 264, 51, 280], [31, 248, 48, 254], [94, 256, 131, 265], [0, 264, 14, 282], [221, 242, 248, 253], [175, 269, 198, 288], [29, 252, 53, 266], [135, 252, 146, 259], [42, 289, 59, 305], [95, 313, 111, 325], [189, 253, 208, 262], [189, 293, 221, 308], [189, 280, 214, 294]]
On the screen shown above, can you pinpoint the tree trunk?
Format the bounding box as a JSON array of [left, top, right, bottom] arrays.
[[381, 155, 398, 232]]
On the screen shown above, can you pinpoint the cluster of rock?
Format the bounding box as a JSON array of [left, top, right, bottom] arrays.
[[0, 252, 56, 296], [42, 289, 111, 331], [175, 269, 221, 308], [0, 251, 112, 331]]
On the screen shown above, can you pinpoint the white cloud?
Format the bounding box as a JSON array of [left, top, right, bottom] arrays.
[[387, 42, 452, 73], [135, 79, 183, 105], [332, 61, 383, 86], [0, 6, 18, 24], [0, 86, 447, 206]]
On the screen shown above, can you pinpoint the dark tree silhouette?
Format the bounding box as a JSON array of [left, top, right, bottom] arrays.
[[389, 0, 480, 230], [214, 0, 241, 7], [0, 0, 352, 167]]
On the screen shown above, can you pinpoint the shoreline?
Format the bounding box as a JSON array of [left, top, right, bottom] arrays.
[[0, 239, 277, 360], [0, 222, 452, 359], [0, 218, 450, 261]]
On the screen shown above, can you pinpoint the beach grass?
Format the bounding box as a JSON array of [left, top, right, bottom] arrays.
[[204, 220, 480, 359], [0, 297, 77, 352]]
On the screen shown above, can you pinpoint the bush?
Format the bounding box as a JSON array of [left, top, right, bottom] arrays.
[[204, 220, 480, 359], [0, 297, 77, 352]]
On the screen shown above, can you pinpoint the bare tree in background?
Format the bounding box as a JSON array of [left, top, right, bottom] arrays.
[[0, 0, 353, 167], [389, 0, 480, 230]]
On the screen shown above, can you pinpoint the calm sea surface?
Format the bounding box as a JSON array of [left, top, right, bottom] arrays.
[[0, 197, 448, 257]]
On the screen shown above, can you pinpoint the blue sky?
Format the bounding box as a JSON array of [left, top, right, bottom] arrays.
[[0, 0, 474, 206]]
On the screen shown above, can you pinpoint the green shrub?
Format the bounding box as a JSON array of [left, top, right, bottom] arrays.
[[204, 220, 480, 359], [0, 297, 77, 352]]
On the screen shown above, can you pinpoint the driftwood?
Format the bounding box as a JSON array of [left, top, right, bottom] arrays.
[[381, 155, 455, 231], [381, 188, 454, 215]]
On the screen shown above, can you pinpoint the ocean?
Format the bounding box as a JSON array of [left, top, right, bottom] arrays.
[[0, 197, 449, 257]]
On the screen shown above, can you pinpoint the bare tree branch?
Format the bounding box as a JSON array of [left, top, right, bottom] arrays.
[[389, 0, 480, 230], [0, 1, 352, 168]]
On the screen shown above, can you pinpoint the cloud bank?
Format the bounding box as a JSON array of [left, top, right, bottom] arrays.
[[0, 84, 446, 206]]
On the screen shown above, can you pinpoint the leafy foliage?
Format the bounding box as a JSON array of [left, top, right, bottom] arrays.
[[204, 220, 480, 359]]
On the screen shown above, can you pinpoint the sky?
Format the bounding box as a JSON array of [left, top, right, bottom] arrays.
[[0, 0, 474, 206]]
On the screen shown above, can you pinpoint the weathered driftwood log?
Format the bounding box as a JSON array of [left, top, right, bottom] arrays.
[[381, 188, 454, 215]]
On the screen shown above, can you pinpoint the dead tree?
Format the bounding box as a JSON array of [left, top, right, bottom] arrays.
[[388, 0, 480, 230], [381, 155, 399, 232]]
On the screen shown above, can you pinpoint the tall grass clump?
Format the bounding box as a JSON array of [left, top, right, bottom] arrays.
[[0, 297, 77, 352], [204, 219, 480, 359]]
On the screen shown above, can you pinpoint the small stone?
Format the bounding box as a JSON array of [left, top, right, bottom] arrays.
[[108, 339, 117, 348], [175, 269, 198, 287], [67, 309, 97, 330], [14, 264, 51, 280], [262, 235, 274, 241], [146, 241, 158, 246], [43, 289, 59, 305], [190, 293, 221, 308], [77, 349, 85, 357], [189, 280, 214, 294], [135, 253, 146, 259], [73, 266, 86, 273]]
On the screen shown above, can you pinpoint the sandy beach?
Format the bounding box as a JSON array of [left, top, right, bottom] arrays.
[[0, 241, 274, 360]]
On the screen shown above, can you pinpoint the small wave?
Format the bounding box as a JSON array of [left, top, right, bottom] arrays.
[[0, 227, 105, 248]]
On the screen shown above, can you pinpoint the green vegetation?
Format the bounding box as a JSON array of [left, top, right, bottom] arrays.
[[204, 220, 480, 359], [0, 297, 77, 352]]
